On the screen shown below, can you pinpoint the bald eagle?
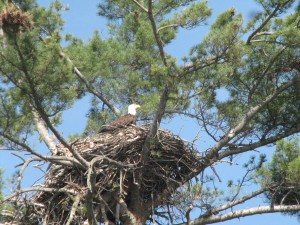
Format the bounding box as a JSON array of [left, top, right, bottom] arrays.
[[100, 104, 141, 132]]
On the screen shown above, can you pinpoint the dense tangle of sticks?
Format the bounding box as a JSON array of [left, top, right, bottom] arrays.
[[15, 125, 201, 224]]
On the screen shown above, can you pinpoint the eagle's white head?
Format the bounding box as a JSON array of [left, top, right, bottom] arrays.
[[128, 104, 141, 115]]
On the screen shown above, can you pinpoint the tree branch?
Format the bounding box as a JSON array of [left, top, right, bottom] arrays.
[[32, 108, 57, 154], [90, 155, 138, 169], [246, 1, 291, 44], [11, 37, 89, 169], [1, 186, 77, 204], [201, 188, 266, 218], [16, 157, 42, 191], [211, 78, 294, 154], [37, 28, 119, 116], [184, 205, 300, 225], [86, 157, 98, 225], [165, 110, 202, 120], [58, 51, 120, 116], [157, 24, 179, 33], [131, 0, 148, 13], [181, 56, 219, 76], [141, 0, 171, 165], [0, 131, 48, 160], [65, 194, 81, 225], [142, 87, 169, 161], [148, 0, 167, 65], [220, 124, 300, 158]]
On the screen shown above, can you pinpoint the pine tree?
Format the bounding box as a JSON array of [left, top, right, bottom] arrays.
[[0, 0, 300, 224]]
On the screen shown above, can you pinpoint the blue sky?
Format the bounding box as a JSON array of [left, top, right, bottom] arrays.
[[1, 0, 299, 224]]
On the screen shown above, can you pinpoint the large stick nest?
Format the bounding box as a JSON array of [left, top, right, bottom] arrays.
[[25, 125, 201, 224]]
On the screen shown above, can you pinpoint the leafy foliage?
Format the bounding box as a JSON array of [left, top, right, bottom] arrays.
[[259, 138, 300, 217]]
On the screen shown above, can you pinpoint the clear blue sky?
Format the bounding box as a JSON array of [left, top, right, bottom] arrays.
[[1, 1, 299, 224]]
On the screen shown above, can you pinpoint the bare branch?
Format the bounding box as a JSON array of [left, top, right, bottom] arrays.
[[86, 157, 97, 224], [249, 46, 287, 98], [1, 186, 77, 204], [202, 188, 266, 217], [16, 157, 42, 191], [65, 194, 81, 225], [131, 0, 148, 13], [141, 0, 172, 161], [31, 101, 89, 168], [220, 124, 300, 158], [165, 110, 201, 120], [142, 87, 169, 159], [185, 205, 300, 225], [157, 24, 179, 33], [253, 31, 274, 36], [210, 166, 221, 182], [90, 155, 138, 169], [211, 78, 294, 153], [58, 51, 120, 116], [0, 131, 48, 161], [32, 108, 57, 154], [250, 39, 287, 45], [0, 132, 84, 169]]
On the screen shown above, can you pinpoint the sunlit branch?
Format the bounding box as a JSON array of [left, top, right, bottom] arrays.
[[46, 156, 84, 168], [1, 186, 77, 204], [185, 205, 300, 225], [253, 31, 274, 36], [157, 24, 179, 33], [200, 188, 266, 218], [131, 0, 148, 13], [32, 108, 57, 154]]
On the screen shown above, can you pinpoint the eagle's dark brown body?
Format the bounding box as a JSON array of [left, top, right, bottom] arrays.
[[100, 104, 140, 132], [100, 114, 137, 132]]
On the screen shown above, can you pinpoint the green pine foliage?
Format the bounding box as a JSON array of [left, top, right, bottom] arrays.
[[258, 138, 300, 218]]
